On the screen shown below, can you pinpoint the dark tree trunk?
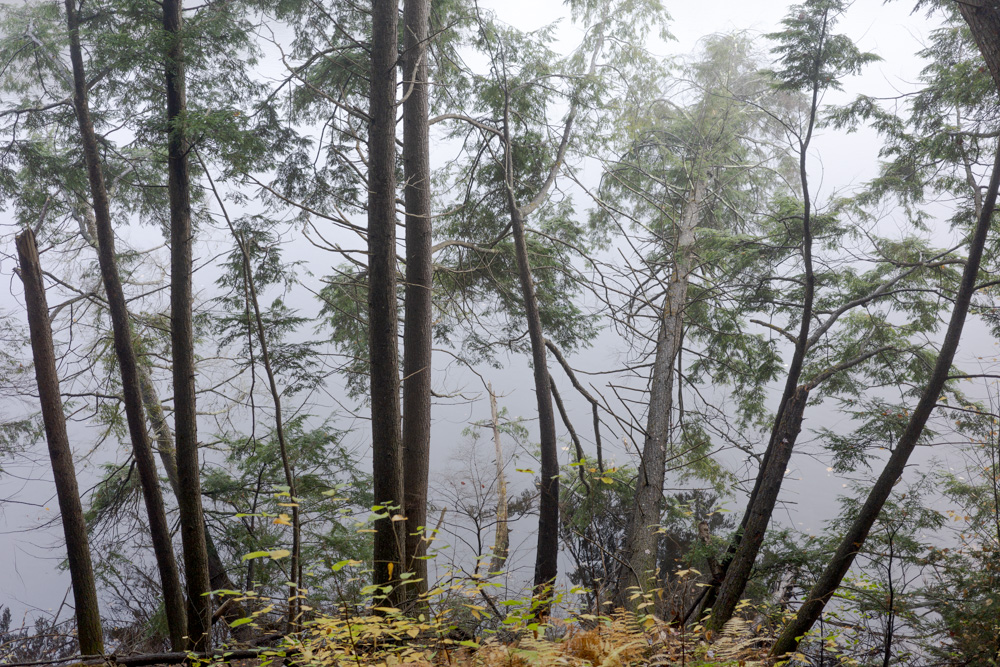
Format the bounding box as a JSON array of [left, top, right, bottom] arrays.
[[163, 0, 212, 649], [16, 229, 104, 656], [506, 200, 559, 603], [63, 0, 187, 649], [770, 143, 1000, 660], [369, 0, 405, 608], [615, 180, 704, 609], [957, 2, 1000, 92], [137, 366, 252, 638], [401, 0, 433, 604], [708, 386, 808, 632]]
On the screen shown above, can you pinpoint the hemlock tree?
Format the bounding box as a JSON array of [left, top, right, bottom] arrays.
[[368, 0, 406, 606], [63, 0, 187, 647], [163, 0, 212, 648], [16, 229, 104, 656]]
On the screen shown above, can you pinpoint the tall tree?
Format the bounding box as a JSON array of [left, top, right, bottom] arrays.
[[770, 5, 1000, 654], [368, 0, 405, 606], [164, 0, 212, 649], [62, 0, 187, 648], [401, 0, 433, 602], [707, 0, 880, 631], [16, 229, 104, 657]]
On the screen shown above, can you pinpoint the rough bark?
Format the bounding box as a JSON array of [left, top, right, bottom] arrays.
[[487, 384, 509, 575], [615, 180, 704, 609], [401, 0, 433, 603], [163, 0, 212, 648], [16, 229, 104, 656], [956, 2, 1000, 94], [63, 0, 187, 648], [368, 0, 405, 608], [770, 144, 1000, 660]]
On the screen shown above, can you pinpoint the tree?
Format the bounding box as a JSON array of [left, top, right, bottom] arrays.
[[62, 0, 187, 648], [708, 0, 881, 631], [164, 0, 212, 648], [771, 140, 1000, 660], [368, 0, 406, 608], [401, 0, 434, 603], [15, 229, 104, 656]]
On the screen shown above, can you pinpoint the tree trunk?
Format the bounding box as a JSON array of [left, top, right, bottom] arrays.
[[615, 179, 705, 609], [369, 0, 405, 609], [16, 229, 104, 656], [63, 0, 187, 649], [707, 385, 808, 632], [506, 199, 559, 604], [163, 0, 212, 649], [401, 0, 433, 605], [234, 234, 302, 631], [770, 141, 1000, 660], [956, 2, 1000, 93], [487, 384, 509, 575]]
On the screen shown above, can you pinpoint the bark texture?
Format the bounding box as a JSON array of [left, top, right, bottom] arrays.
[[401, 0, 433, 602], [164, 0, 212, 648], [615, 180, 704, 608], [16, 230, 104, 656], [63, 0, 187, 648], [369, 0, 406, 607]]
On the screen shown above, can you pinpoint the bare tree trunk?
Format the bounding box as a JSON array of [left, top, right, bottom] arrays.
[[163, 0, 211, 649], [957, 2, 1000, 92], [16, 229, 104, 656], [615, 179, 705, 609], [401, 0, 433, 605], [770, 143, 1000, 659], [487, 384, 509, 575], [63, 0, 187, 648], [369, 0, 405, 609]]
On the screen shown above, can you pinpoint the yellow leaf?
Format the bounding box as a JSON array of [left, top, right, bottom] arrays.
[[390, 514, 407, 522], [269, 549, 291, 560], [387, 562, 394, 579], [273, 513, 292, 526]]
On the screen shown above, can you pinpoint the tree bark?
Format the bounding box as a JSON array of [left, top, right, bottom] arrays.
[[63, 0, 187, 649], [16, 229, 104, 656], [956, 2, 1000, 93], [615, 179, 705, 609], [506, 196, 559, 604], [770, 143, 1000, 659], [401, 0, 433, 604], [163, 0, 212, 649], [369, 0, 405, 609]]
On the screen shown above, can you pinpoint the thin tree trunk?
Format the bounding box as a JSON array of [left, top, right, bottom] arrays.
[[506, 198, 559, 603], [487, 384, 509, 575], [369, 0, 405, 610], [770, 142, 1000, 659], [163, 0, 211, 649], [235, 234, 301, 632], [16, 229, 104, 656], [705, 14, 826, 630], [401, 0, 433, 605], [615, 179, 704, 609], [708, 386, 808, 631], [62, 0, 187, 648]]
